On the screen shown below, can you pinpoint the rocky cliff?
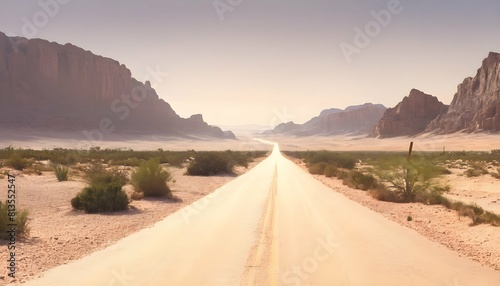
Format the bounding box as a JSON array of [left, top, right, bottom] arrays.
[[0, 32, 235, 139], [269, 103, 386, 136], [426, 52, 500, 133], [371, 89, 448, 138]]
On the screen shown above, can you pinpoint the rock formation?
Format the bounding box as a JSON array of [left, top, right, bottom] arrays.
[[371, 89, 448, 138], [425, 52, 500, 133], [269, 103, 386, 136], [0, 32, 235, 139]]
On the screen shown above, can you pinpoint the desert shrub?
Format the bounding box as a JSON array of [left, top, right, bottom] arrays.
[[7, 154, 31, 170], [187, 152, 234, 176], [54, 165, 69, 182], [324, 164, 337, 177], [407, 215, 413, 222], [308, 162, 327, 175], [465, 168, 483, 177], [305, 151, 357, 170], [131, 158, 172, 197], [71, 163, 129, 213], [464, 162, 489, 177], [0, 201, 29, 239], [368, 186, 405, 203], [109, 158, 142, 167], [84, 163, 127, 187], [477, 211, 500, 226], [490, 149, 500, 156], [414, 185, 450, 205], [344, 171, 378, 190], [71, 183, 129, 213], [372, 157, 445, 202], [334, 168, 349, 180], [458, 204, 484, 225], [441, 168, 452, 175]]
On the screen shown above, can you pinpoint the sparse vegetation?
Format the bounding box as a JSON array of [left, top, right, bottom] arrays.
[[0, 201, 29, 239], [54, 165, 69, 182], [323, 164, 337, 178], [131, 158, 172, 197], [71, 163, 129, 213], [464, 162, 489, 177], [286, 149, 500, 227], [372, 157, 447, 202], [83, 163, 127, 187], [7, 154, 31, 170], [186, 150, 263, 176], [71, 183, 129, 214], [343, 170, 378, 191]]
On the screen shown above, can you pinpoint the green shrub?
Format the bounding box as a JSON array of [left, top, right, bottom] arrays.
[[414, 185, 450, 205], [407, 215, 413, 222], [458, 204, 484, 225], [71, 163, 129, 213], [54, 165, 69, 182], [344, 171, 378, 190], [373, 157, 444, 202], [324, 164, 337, 177], [308, 162, 327, 175], [465, 168, 483, 177], [187, 152, 234, 176], [131, 158, 172, 197], [7, 154, 31, 170], [71, 183, 129, 213], [368, 186, 405, 203], [305, 151, 357, 170], [477, 211, 500, 226], [109, 158, 142, 167], [0, 201, 29, 239], [84, 163, 127, 187]]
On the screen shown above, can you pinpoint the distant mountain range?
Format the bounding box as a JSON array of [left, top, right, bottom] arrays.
[[269, 52, 500, 137], [1, 30, 498, 140], [0, 32, 235, 139], [266, 103, 386, 136]]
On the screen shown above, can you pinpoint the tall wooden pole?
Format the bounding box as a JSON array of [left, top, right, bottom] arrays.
[[407, 141, 414, 162]]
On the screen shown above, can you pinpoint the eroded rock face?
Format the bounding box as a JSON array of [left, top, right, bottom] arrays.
[[371, 89, 448, 138], [426, 52, 500, 133], [268, 103, 386, 136], [0, 32, 234, 139]]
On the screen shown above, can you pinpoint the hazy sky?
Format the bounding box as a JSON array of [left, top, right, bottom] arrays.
[[1, 0, 499, 128]]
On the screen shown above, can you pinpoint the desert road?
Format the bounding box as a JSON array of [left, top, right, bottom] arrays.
[[25, 144, 500, 286]]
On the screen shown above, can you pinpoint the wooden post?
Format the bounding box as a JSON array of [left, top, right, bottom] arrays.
[[407, 141, 413, 162], [405, 141, 414, 201]]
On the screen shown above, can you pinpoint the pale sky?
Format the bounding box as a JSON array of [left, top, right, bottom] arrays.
[[1, 0, 499, 128]]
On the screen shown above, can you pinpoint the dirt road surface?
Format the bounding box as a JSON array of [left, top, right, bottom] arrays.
[[24, 144, 500, 285]]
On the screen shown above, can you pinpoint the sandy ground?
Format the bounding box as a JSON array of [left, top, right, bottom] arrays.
[[268, 132, 500, 152], [1, 128, 499, 151], [289, 158, 500, 272], [0, 158, 264, 285], [441, 168, 500, 214]]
